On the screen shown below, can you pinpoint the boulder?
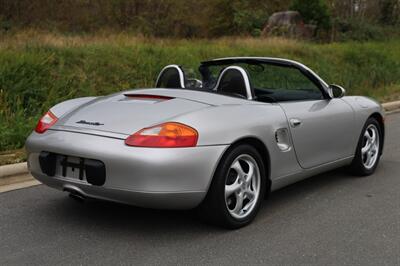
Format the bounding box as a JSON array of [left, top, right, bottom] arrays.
[[262, 11, 316, 39]]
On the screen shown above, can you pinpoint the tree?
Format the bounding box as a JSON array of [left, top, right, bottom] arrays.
[[291, 0, 332, 29], [379, 0, 400, 25]]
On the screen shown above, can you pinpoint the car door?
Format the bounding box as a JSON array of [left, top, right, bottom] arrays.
[[279, 98, 355, 169], [270, 67, 355, 169]]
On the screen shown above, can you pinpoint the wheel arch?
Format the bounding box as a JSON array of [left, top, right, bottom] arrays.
[[216, 136, 272, 195]]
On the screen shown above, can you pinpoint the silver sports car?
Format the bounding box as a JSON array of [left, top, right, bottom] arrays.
[[25, 57, 385, 228]]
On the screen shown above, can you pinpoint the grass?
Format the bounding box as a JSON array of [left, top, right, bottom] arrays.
[[1, 30, 400, 153], [0, 148, 26, 166]]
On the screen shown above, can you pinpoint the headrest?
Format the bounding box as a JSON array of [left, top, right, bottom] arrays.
[[155, 65, 185, 88], [214, 66, 253, 99]]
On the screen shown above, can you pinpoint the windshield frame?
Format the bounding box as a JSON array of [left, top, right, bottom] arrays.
[[199, 57, 331, 100]]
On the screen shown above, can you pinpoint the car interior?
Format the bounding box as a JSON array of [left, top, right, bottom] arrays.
[[155, 61, 325, 102]]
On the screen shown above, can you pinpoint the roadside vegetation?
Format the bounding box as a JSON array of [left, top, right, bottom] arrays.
[[1, 0, 399, 41], [1, 0, 400, 161], [1, 31, 400, 155]]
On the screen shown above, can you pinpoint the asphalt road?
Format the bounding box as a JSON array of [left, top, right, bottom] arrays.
[[1, 113, 400, 266]]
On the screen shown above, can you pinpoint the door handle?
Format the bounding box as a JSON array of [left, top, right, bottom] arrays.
[[290, 118, 302, 128]]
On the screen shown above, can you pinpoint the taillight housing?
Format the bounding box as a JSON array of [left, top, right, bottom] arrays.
[[35, 111, 58, 134], [125, 122, 198, 148]]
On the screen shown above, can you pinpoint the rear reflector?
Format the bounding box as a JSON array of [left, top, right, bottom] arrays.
[[123, 94, 174, 101]]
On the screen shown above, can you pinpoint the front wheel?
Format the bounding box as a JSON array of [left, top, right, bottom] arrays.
[[350, 117, 382, 176], [198, 144, 267, 229]]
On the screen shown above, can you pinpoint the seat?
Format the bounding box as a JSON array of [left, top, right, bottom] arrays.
[[214, 66, 253, 99], [155, 65, 185, 88]]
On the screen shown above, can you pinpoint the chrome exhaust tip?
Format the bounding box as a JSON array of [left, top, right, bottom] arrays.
[[64, 187, 86, 202], [68, 192, 86, 202]]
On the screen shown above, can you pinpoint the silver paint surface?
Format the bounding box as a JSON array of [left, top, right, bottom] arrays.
[[25, 58, 385, 209]]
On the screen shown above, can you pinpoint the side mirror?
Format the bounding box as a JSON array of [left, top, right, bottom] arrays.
[[328, 84, 346, 98]]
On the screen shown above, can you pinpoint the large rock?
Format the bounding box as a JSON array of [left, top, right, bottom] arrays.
[[262, 11, 316, 38]]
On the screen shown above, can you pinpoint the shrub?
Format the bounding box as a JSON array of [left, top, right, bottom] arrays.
[[290, 0, 331, 30], [334, 19, 396, 41]]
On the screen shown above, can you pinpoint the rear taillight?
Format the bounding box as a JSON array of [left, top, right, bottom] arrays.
[[35, 111, 58, 134], [125, 122, 198, 148]]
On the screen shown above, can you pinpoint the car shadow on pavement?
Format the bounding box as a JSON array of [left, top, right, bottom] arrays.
[[258, 167, 355, 217], [43, 166, 357, 234]]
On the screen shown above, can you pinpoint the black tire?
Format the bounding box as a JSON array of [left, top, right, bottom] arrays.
[[198, 144, 267, 229], [349, 117, 382, 176]]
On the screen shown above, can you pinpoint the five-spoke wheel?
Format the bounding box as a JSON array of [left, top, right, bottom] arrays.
[[225, 155, 261, 219], [350, 117, 382, 176], [198, 144, 266, 229], [361, 124, 380, 170]]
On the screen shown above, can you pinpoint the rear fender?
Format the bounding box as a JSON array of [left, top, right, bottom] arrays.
[[175, 103, 302, 181], [50, 97, 98, 119]]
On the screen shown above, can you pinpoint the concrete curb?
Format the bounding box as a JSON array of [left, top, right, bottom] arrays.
[[1, 100, 400, 179], [0, 162, 28, 178], [382, 101, 400, 112]]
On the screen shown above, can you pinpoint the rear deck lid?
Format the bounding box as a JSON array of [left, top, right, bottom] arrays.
[[53, 91, 211, 136]]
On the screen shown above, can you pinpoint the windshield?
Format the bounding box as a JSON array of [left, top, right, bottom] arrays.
[[199, 62, 324, 102]]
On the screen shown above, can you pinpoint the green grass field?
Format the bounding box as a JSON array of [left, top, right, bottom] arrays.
[[1, 31, 400, 152]]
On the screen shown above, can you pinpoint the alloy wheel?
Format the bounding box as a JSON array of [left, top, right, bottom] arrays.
[[361, 124, 380, 170], [225, 154, 261, 219]]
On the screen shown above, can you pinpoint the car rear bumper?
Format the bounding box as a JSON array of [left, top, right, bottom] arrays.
[[25, 130, 228, 209]]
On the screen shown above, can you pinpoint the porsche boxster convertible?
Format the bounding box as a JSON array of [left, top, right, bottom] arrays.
[[25, 57, 385, 228]]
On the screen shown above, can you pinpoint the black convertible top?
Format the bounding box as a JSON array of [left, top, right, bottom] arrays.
[[201, 57, 306, 69]]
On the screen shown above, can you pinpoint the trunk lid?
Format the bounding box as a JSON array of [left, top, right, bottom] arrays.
[[54, 90, 212, 136]]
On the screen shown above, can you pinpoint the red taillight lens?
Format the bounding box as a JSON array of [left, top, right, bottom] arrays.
[[35, 111, 58, 134], [125, 122, 198, 148]]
